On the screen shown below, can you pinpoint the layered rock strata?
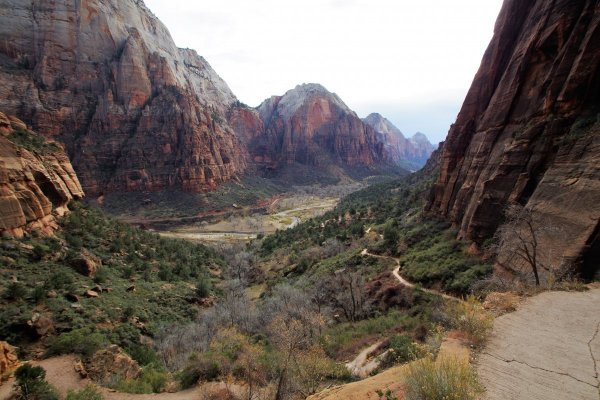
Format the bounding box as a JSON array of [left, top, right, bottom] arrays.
[[0, 113, 83, 237], [0, 0, 246, 195]]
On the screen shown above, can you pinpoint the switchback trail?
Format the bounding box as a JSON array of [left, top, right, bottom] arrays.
[[361, 248, 459, 301]]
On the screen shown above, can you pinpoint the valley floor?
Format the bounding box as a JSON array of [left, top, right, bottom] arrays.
[[477, 285, 600, 400]]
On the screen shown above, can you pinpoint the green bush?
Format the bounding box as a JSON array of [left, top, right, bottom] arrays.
[[65, 384, 104, 400], [4, 282, 27, 300], [14, 364, 59, 400], [195, 277, 212, 299], [404, 356, 483, 400], [46, 328, 108, 358], [179, 356, 221, 388], [125, 344, 160, 366], [114, 366, 167, 394], [381, 334, 418, 367]]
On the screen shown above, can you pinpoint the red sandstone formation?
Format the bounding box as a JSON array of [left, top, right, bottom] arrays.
[[427, 0, 600, 275], [0, 113, 84, 237], [0, 0, 247, 195]]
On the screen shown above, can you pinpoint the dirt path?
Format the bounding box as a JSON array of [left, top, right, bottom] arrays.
[[361, 249, 459, 301], [345, 341, 389, 378], [0, 355, 244, 400], [477, 287, 600, 400], [310, 337, 470, 400]]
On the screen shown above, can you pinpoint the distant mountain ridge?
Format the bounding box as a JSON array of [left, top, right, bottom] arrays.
[[363, 113, 436, 170]]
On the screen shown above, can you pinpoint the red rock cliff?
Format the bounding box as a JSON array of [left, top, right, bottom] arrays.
[[0, 113, 84, 237], [426, 0, 600, 274], [250, 84, 386, 170], [0, 0, 247, 195]]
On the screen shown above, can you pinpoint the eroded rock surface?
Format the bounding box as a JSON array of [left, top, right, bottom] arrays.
[[0, 113, 83, 237], [426, 0, 600, 275], [246, 84, 387, 170], [87, 345, 141, 386], [478, 287, 600, 399], [0, 0, 247, 195]]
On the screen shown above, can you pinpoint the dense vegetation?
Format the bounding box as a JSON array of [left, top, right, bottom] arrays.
[[0, 202, 223, 360], [259, 168, 491, 294], [1, 156, 494, 398]]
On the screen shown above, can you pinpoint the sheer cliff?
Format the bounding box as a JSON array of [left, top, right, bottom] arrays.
[[0, 0, 247, 195], [426, 0, 600, 276]]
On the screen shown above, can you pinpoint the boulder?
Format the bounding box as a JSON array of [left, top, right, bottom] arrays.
[[0, 341, 18, 380], [87, 345, 141, 386], [84, 290, 99, 298], [69, 251, 99, 277], [27, 313, 55, 337]]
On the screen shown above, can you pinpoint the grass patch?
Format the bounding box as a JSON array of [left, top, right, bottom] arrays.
[[404, 356, 483, 400]]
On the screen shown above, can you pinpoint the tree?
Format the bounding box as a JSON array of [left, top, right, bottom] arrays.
[[14, 364, 59, 400], [331, 271, 369, 322], [494, 203, 562, 286]]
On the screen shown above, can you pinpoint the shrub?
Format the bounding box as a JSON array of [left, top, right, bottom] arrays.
[[445, 296, 493, 347], [125, 344, 160, 366], [195, 277, 212, 299], [179, 356, 221, 388], [381, 334, 418, 367], [46, 328, 108, 358], [404, 356, 483, 400], [30, 286, 46, 305], [114, 366, 167, 394], [4, 282, 27, 300], [65, 384, 104, 400], [14, 364, 59, 400]]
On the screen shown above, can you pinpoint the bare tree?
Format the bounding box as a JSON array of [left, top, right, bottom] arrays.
[[331, 271, 370, 321], [494, 203, 565, 286]]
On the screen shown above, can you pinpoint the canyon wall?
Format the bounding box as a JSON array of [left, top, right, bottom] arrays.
[[0, 0, 247, 195], [426, 0, 600, 275]]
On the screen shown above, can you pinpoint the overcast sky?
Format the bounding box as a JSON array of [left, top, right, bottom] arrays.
[[144, 0, 503, 143]]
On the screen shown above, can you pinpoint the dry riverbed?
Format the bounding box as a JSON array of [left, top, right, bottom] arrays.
[[159, 196, 339, 243]]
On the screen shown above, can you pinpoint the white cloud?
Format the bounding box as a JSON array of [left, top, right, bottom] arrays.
[[144, 0, 503, 142]]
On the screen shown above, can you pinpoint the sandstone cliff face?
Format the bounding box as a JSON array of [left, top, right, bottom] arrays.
[[247, 84, 386, 170], [0, 113, 84, 237], [0, 0, 246, 195], [363, 113, 436, 170], [426, 0, 600, 275]]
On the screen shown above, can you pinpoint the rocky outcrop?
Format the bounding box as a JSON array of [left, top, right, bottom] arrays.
[[0, 0, 247, 195], [426, 0, 600, 276], [87, 345, 141, 385], [0, 341, 18, 380], [246, 84, 387, 170], [0, 113, 84, 237], [363, 113, 436, 170]]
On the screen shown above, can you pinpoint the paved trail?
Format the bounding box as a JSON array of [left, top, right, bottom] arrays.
[[477, 287, 600, 400]]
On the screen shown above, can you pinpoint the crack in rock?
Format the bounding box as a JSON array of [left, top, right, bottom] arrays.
[[482, 351, 599, 390], [588, 320, 600, 398]]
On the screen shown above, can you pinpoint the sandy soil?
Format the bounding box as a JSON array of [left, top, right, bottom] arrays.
[[309, 337, 470, 400], [477, 287, 600, 400], [0, 354, 245, 400]]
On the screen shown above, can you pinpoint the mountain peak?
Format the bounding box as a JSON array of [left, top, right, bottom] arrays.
[[363, 113, 404, 139], [411, 132, 429, 142], [274, 83, 353, 119]]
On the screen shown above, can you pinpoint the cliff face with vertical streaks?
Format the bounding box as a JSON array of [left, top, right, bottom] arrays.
[[0, 0, 247, 195], [426, 0, 600, 276]]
